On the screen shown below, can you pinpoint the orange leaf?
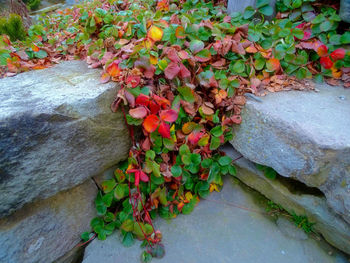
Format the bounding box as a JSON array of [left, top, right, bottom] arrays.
[[106, 61, 121, 77], [266, 58, 280, 72], [158, 121, 171, 138], [129, 106, 148, 119], [245, 45, 258, 53], [31, 43, 39, 52], [143, 114, 160, 133], [317, 45, 328, 57], [160, 109, 178, 122], [182, 122, 197, 134], [148, 26, 163, 42], [175, 26, 186, 39], [100, 72, 110, 84]]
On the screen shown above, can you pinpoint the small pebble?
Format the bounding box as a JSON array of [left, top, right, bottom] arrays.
[[339, 95, 346, 100]]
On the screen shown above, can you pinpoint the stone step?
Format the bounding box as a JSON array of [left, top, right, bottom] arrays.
[[0, 61, 131, 217], [230, 83, 350, 225], [82, 177, 348, 263], [223, 145, 350, 255]]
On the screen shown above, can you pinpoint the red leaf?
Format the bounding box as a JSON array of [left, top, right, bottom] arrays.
[[320, 56, 333, 69], [144, 65, 156, 79], [126, 75, 141, 88], [266, 58, 280, 72], [106, 61, 121, 77], [158, 122, 171, 138], [167, 48, 181, 63], [149, 100, 161, 114], [160, 109, 178, 122], [125, 90, 135, 108], [188, 131, 203, 145], [134, 170, 140, 186], [178, 50, 189, 60], [164, 62, 180, 79], [139, 171, 149, 182], [179, 63, 191, 78], [317, 45, 328, 57], [129, 106, 148, 119], [143, 114, 160, 133], [153, 94, 170, 108], [330, 48, 345, 61], [136, 94, 150, 106]]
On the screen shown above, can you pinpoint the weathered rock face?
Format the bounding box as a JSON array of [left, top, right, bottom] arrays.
[[230, 84, 350, 224], [0, 61, 131, 217], [0, 179, 97, 263], [223, 145, 350, 255], [83, 177, 348, 263]]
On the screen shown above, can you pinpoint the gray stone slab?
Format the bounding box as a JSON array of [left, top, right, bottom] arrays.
[[223, 145, 350, 255], [0, 179, 97, 263], [0, 61, 131, 217], [83, 177, 347, 263], [230, 83, 350, 224]]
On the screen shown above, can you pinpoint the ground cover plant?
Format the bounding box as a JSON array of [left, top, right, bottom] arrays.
[[0, 0, 349, 261]]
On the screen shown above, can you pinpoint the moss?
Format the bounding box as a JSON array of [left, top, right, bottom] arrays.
[[22, 0, 41, 11], [0, 14, 27, 41]]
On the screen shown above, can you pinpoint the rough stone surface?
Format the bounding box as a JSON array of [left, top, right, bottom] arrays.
[[83, 177, 348, 263], [223, 145, 350, 255], [230, 84, 350, 224], [0, 179, 97, 263], [0, 60, 131, 217], [227, 0, 276, 15]]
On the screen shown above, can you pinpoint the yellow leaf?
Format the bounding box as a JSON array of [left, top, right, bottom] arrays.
[[148, 25, 163, 42], [150, 55, 158, 65], [185, 192, 193, 201]]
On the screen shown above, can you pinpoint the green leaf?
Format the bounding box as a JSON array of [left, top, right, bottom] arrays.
[[341, 32, 350, 44], [195, 49, 211, 61], [121, 232, 135, 247], [254, 58, 265, 70], [210, 126, 223, 137], [189, 39, 204, 53], [96, 204, 107, 215], [178, 86, 195, 103], [256, 0, 269, 8], [114, 183, 129, 199], [171, 165, 182, 177], [121, 219, 134, 232], [292, 28, 304, 39], [101, 179, 116, 193], [181, 154, 191, 165], [228, 165, 237, 176], [259, 5, 273, 16], [81, 232, 94, 242], [291, 0, 302, 8], [243, 6, 255, 19], [218, 156, 232, 166], [190, 153, 202, 165], [179, 144, 190, 155], [210, 136, 221, 150], [91, 217, 104, 230], [231, 60, 245, 73], [320, 20, 332, 32], [141, 251, 153, 263], [201, 158, 213, 168], [145, 150, 156, 160], [35, 49, 48, 59]]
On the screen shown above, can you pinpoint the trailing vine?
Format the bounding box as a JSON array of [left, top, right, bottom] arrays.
[[0, 0, 349, 261]]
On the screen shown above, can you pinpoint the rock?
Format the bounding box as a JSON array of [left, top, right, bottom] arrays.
[[0, 60, 131, 217], [340, 0, 350, 23], [82, 177, 347, 263], [223, 145, 350, 255], [230, 83, 350, 224], [227, 0, 276, 16], [0, 179, 97, 263]]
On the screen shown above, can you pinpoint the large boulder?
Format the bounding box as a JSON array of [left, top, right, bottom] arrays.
[[230, 83, 350, 224], [0, 61, 131, 217], [223, 145, 350, 255], [0, 178, 97, 263]]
